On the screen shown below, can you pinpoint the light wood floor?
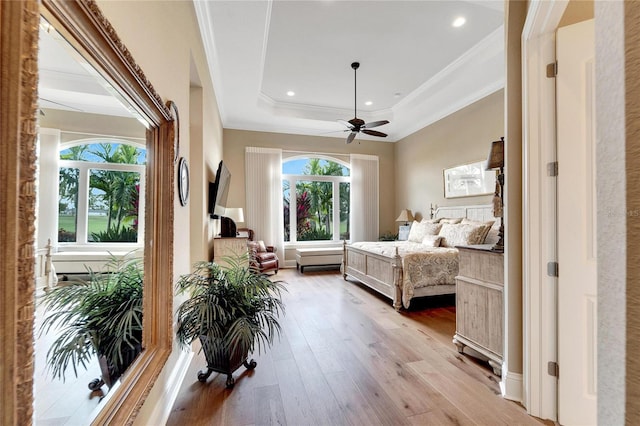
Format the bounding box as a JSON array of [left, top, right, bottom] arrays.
[[167, 268, 549, 426], [34, 300, 107, 425]]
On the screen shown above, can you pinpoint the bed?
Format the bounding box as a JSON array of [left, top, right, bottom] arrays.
[[342, 204, 498, 310]]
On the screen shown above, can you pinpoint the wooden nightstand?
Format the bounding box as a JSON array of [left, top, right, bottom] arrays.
[[213, 237, 248, 267], [453, 245, 504, 376]]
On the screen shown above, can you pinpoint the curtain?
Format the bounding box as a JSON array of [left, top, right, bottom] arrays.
[[245, 147, 284, 255], [350, 154, 379, 242]]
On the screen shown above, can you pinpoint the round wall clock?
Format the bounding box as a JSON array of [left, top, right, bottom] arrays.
[[178, 157, 189, 206]]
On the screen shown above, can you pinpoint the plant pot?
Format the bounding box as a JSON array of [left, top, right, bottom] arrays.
[[88, 343, 142, 391], [197, 336, 256, 388]]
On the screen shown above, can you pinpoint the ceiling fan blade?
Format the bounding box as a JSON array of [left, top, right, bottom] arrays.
[[362, 120, 389, 129], [362, 129, 388, 138], [346, 132, 357, 144], [319, 130, 350, 135], [337, 119, 354, 130]]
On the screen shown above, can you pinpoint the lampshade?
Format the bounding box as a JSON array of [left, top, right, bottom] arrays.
[[224, 207, 244, 223], [486, 137, 504, 170], [395, 209, 414, 223]]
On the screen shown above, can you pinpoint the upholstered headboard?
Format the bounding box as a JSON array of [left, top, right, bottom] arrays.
[[433, 204, 499, 245], [434, 204, 496, 222]]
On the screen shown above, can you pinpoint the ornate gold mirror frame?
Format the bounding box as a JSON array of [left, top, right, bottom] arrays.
[[0, 1, 174, 424]]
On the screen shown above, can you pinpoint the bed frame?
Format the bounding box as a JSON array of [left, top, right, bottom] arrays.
[[342, 204, 495, 310], [35, 239, 57, 294]]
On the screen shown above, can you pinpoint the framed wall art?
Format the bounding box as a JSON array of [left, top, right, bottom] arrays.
[[443, 161, 496, 199]]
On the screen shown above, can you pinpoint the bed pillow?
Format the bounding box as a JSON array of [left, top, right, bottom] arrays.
[[438, 217, 463, 224], [421, 234, 443, 247], [484, 227, 501, 245], [438, 223, 488, 247], [407, 221, 442, 242], [461, 218, 495, 243], [421, 218, 441, 224]]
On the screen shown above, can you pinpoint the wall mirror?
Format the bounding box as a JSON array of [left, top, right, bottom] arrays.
[[0, 0, 174, 424]]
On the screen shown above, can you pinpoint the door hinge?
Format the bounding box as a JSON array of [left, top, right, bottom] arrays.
[[547, 161, 558, 176], [546, 61, 558, 78], [548, 361, 559, 377], [547, 261, 559, 277]]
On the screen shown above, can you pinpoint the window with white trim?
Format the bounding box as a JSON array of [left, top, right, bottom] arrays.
[[58, 141, 146, 245], [282, 157, 350, 242]]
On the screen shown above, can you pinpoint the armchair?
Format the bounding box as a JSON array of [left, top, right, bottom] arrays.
[[240, 228, 278, 274]]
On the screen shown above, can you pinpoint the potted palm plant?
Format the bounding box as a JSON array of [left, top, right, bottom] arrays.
[[175, 254, 285, 388], [38, 254, 143, 391]]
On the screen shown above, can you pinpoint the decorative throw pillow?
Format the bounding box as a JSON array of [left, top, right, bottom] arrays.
[[407, 221, 442, 242], [439, 217, 463, 224], [484, 228, 500, 245], [247, 241, 260, 255], [421, 218, 441, 224], [421, 234, 443, 248], [461, 218, 496, 243], [257, 240, 267, 252], [438, 223, 488, 247]]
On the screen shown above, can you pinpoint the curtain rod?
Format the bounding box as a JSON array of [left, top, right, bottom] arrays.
[[60, 130, 145, 141], [283, 149, 350, 157]]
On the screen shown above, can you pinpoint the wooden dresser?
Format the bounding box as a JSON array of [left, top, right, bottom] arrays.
[[213, 237, 248, 267], [453, 245, 504, 376]]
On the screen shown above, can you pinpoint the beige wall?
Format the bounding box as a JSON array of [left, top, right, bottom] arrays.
[[223, 129, 396, 238], [92, 1, 222, 423], [39, 109, 146, 141], [504, 0, 526, 387], [393, 90, 504, 222], [559, 0, 594, 27], [97, 0, 224, 272]]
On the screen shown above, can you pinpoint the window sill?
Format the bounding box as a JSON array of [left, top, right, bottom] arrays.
[[52, 248, 142, 274]]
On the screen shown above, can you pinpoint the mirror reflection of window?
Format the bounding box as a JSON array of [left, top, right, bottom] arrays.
[[35, 17, 148, 425], [58, 142, 146, 244]]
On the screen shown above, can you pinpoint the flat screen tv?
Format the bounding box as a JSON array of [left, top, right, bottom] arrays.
[[209, 160, 231, 218]]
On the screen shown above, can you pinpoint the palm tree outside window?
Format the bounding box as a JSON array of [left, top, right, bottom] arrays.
[[282, 157, 350, 243], [58, 141, 146, 244]]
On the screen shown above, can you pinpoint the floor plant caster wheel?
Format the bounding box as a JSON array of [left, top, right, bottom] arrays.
[[225, 375, 235, 389], [88, 378, 104, 391], [244, 359, 257, 370], [197, 368, 213, 383]]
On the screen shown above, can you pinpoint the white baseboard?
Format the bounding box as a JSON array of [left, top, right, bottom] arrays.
[[501, 369, 523, 402], [141, 349, 193, 425]]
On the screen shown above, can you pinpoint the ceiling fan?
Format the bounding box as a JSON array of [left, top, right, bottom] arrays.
[[338, 62, 389, 144]]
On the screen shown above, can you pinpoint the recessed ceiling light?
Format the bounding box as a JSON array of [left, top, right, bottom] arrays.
[[452, 17, 466, 28], [365, 101, 373, 106], [286, 91, 295, 97]]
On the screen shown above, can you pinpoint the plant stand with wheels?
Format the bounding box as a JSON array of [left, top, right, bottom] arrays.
[[197, 358, 257, 388], [197, 336, 258, 388]]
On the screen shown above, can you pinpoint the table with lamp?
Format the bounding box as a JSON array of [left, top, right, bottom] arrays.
[[396, 209, 414, 240]]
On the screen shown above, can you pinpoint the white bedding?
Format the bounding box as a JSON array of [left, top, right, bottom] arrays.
[[350, 241, 459, 307]]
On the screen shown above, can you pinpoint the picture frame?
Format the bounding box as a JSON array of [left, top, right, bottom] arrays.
[[398, 225, 411, 241], [443, 160, 495, 199]]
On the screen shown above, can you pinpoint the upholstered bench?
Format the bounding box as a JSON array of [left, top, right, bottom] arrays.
[[295, 247, 343, 273]]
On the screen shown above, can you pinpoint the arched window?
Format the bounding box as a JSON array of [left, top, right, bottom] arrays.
[[282, 156, 350, 242], [58, 140, 146, 245]]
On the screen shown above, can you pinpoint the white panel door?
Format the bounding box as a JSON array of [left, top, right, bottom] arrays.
[[557, 19, 597, 426]]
